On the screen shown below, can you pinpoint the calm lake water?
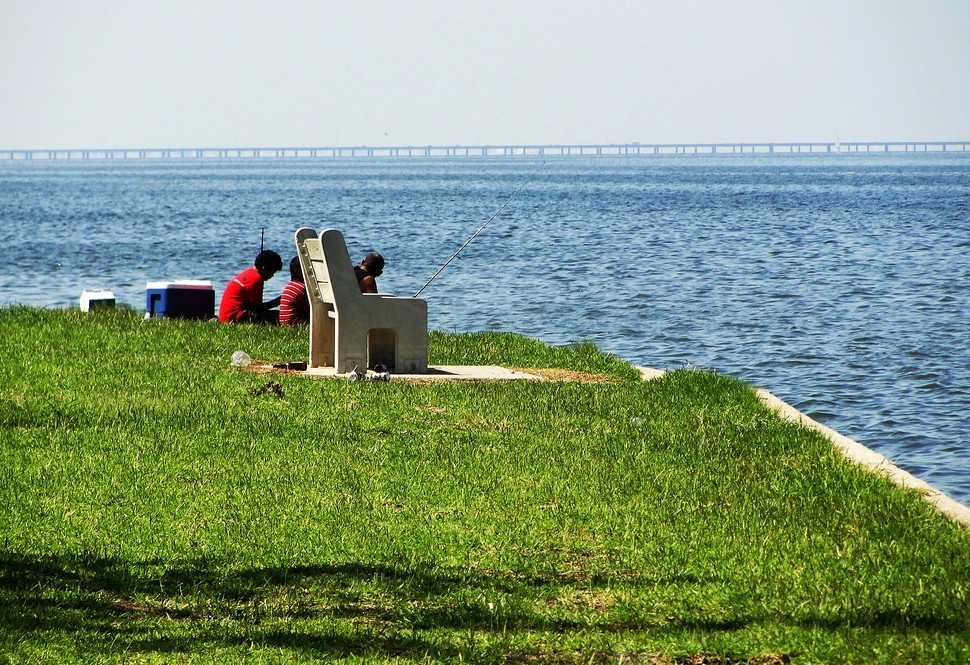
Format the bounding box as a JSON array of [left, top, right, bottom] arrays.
[[1, 154, 968, 504]]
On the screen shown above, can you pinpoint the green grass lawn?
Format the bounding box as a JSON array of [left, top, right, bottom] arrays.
[[1, 307, 968, 664]]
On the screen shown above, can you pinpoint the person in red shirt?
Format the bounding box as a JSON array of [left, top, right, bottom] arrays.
[[279, 256, 310, 326], [218, 250, 283, 323]]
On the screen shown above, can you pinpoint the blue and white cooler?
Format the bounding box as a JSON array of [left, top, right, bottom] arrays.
[[145, 280, 215, 319]]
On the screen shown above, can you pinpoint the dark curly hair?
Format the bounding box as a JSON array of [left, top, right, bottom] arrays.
[[254, 250, 283, 274]]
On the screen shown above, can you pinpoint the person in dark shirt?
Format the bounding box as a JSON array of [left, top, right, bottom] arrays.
[[353, 252, 384, 294]]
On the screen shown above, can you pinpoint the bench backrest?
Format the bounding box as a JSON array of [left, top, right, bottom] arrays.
[[318, 228, 366, 306], [294, 227, 335, 306]]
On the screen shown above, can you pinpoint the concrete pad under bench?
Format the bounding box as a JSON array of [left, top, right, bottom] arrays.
[[303, 365, 541, 382]]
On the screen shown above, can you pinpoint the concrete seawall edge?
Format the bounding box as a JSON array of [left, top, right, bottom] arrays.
[[635, 366, 970, 528]]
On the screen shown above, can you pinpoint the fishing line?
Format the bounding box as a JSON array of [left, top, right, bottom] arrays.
[[413, 161, 545, 298]]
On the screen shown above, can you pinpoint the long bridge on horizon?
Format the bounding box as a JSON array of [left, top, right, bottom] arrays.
[[1, 140, 968, 161]]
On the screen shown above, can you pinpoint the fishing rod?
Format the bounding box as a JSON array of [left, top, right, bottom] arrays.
[[413, 161, 545, 298]]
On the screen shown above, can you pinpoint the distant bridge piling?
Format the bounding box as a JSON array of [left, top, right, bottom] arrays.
[[1, 141, 967, 161]]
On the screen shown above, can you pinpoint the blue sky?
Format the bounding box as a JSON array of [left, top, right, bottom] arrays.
[[1, 0, 968, 149]]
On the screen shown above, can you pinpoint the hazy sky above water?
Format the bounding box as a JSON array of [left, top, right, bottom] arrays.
[[1, 1, 968, 150]]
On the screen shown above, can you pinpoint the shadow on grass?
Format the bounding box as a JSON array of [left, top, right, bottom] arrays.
[[1, 550, 965, 660]]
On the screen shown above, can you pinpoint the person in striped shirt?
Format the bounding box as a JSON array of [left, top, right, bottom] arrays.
[[279, 256, 310, 326]]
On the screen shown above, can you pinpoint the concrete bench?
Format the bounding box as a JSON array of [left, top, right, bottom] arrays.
[[294, 227, 428, 373]]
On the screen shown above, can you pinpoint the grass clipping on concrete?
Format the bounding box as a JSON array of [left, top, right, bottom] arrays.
[[1, 307, 969, 664]]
